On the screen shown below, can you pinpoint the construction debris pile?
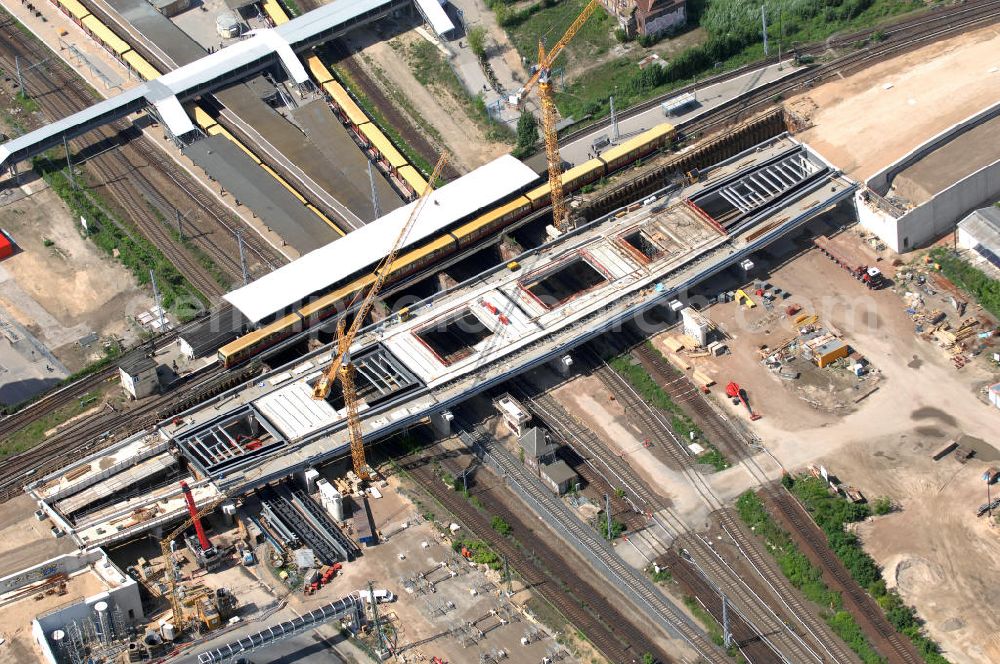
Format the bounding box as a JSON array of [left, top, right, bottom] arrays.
[[897, 264, 997, 369]]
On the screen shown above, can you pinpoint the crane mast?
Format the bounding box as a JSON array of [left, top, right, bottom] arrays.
[[312, 155, 449, 478], [518, 0, 602, 229]]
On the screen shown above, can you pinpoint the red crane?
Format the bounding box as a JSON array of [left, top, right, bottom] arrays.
[[180, 480, 212, 552], [726, 381, 761, 421]]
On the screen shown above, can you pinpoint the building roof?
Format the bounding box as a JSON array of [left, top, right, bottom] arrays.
[[519, 427, 555, 458], [0, 0, 410, 170], [635, 0, 684, 14], [959, 207, 1000, 256], [223, 155, 539, 323], [120, 355, 157, 374], [540, 459, 577, 484]]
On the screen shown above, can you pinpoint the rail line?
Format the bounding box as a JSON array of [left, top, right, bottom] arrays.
[[396, 441, 671, 664], [625, 339, 922, 664], [0, 13, 284, 290], [512, 381, 822, 664]]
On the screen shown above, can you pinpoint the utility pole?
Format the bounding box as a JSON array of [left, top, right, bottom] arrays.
[[761, 5, 769, 57], [235, 229, 250, 286], [721, 593, 732, 648], [63, 134, 76, 189], [502, 555, 512, 595], [14, 55, 25, 99], [605, 493, 612, 540], [609, 96, 619, 143], [368, 580, 390, 656], [367, 161, 381, 219], [777, 6, 783, 69], [149, 269, 166, 330]]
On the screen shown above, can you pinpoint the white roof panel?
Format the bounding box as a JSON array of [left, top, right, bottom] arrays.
[[224, 155, 538, 322], [413, 0, 455, 35]]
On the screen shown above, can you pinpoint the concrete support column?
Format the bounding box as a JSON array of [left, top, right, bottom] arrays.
[[431, 410, 454, 437]]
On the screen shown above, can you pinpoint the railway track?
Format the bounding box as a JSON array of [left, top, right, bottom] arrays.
[[513, 382, 825, 664], [560, 0, 1000, 146], [0, 15, 284, 292], [396, 442, 671, 664], [622, 339, 923, 664], [0, 368, 117, 442], [459, 423, 731, 663]]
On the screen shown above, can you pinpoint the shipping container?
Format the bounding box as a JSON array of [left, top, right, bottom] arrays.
[[0, 233, 13, 260]]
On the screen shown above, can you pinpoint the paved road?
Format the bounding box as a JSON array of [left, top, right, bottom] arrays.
[[555, 61, 805, 166]]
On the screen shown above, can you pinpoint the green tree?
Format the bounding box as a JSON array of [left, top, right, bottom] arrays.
[[468, 25, 488, 60], [513, 111, 538, 158], [491, 515, 512, 536]]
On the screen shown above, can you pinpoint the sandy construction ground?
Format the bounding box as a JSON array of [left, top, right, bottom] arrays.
[[670, 209, 1000, 662], [0, 174, 153, 381], [788, 23, 1000, 182]]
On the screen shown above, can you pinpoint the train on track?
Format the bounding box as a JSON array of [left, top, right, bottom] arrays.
[[217, 122, 676, 367]]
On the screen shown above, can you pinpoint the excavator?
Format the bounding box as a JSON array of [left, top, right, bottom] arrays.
[[726, 381, 761, 421], [311, 155, 449, 480]]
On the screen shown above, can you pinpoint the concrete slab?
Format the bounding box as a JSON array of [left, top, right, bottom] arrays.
[[183, 135, 341, 254], [292, 98, 402, 218], [213, 83, 381, 222], [890, 113, 1000, 207], [0, 495, 76, 579]]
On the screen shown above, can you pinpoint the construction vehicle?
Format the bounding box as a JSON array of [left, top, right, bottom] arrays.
[[311, 155, 449, 480], [514, 0, 602, 230], [725, 381, 761, 421], [814, 235, 885, 289], [160, 484, 236, 632], [179, 481, 222, 571]]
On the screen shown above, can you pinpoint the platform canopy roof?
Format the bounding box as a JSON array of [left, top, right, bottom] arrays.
[[224, 155, 539, 323]]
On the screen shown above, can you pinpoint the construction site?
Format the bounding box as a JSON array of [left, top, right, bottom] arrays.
[[0, 0, 999, 662]]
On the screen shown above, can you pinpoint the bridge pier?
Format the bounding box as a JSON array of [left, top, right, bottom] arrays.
[[430, 410, 454, 437]]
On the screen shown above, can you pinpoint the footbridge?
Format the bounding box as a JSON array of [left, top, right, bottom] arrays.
[[0, 0, 452, 173]]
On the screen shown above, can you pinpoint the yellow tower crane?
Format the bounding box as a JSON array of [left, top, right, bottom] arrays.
[[311, 155, 450, 479], [516, 0, 602, 230]]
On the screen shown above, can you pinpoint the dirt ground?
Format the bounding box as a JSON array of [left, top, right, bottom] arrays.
[[0, 173, 153, 375], [668, 211, 1000, 662], [347, 28, 511, 172], [787, 23, 1000, 181]]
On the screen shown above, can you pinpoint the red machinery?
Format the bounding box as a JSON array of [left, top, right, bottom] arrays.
[[726, 382, 761, 421], [180, 481, 212, 552]]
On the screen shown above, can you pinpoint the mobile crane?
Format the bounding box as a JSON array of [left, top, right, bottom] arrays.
[[311, 155, 449, 480], [514, 0, 602, 230]]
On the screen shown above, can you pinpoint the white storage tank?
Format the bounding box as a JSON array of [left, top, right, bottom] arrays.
[[94, 601, 112, 643], [160, 622, 176, 641], [216, 12, 241, 39]]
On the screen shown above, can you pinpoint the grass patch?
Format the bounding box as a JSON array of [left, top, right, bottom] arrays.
[[929, 247, 1000, 320], [735, 490, 885, 663], [491, 0, 922, 124], [596, 512, 625, 540], [788, 476, 950, 663], [698, 446, 730, 471], [609, 345, 702, 440], [14, 92, 40, 114], [682, 595, 725, 647], [0, 389, 103, 457], [403, 40, 512, 144], [503, 0, 614, 73], [34, 159, 206, 320]]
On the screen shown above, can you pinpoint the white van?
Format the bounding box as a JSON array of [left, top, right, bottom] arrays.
[[358, 588, 395, 603]]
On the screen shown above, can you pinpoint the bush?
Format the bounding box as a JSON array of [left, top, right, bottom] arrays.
[[929, 247, 1000, 319], [491, 515, 512, 536], [468, 25, 488, 60], [872, 496, 893, 516], [597, 513, 625, 540], [513, 111, 539, 158]]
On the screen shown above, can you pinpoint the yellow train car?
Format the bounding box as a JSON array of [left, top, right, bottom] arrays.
[[398, 165, 427, 197], [123, 51, 160, 81], [600, 123, 674, 172], [55, 0, 91, 25], [193, 105, 218, 131], [306, 55, 334, 85], [359, 124, 407, 170], [322, 81, 368, 129], [218, 312, 303, 366], [261, 0, 289, 25], [451, 196, 531, 245], [525, 157, 606, 210], [82, 15, 131, 57]]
